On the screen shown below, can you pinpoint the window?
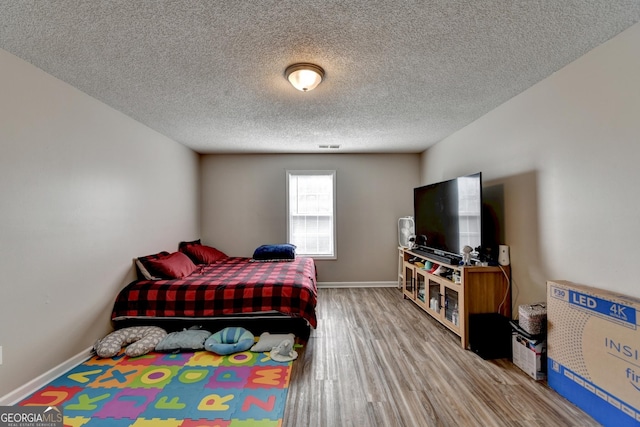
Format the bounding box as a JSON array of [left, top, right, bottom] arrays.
[[457, 176, 481, 249], [287, 170, 336, 259]]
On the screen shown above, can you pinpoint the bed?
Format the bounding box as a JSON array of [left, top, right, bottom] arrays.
[[111, 245, 317, 338]]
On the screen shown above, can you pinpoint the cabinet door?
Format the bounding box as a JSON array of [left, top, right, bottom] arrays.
[[443, 286, 461, 329], [426, 279, 442, 316], [415, 269, 428, 309], [403, 263, 416, 299]]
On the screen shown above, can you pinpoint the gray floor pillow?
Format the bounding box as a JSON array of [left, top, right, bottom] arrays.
[[94, 326, 167, 358]]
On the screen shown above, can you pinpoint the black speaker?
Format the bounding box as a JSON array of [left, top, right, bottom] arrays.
[[468, 313, 512, 359]]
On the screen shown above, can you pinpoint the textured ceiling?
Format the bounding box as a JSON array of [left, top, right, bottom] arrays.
[[1, 1, 639, 154]]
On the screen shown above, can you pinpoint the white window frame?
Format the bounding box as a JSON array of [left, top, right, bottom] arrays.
[[286, 170, 337, 260]]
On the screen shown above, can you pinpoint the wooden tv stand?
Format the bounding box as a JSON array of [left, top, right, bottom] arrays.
[[398, 247, 511, 349]]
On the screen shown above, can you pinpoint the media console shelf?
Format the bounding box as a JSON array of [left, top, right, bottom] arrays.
[[400, 248, 511, 349]]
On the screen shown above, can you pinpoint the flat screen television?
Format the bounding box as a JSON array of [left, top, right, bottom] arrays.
[[413, 172, 499, 264]]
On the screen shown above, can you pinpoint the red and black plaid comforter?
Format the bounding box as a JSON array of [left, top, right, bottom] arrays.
[[111, 257, 318, 328]]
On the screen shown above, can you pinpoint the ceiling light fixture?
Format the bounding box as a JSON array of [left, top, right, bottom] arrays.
[[285, 63, 324, 92]]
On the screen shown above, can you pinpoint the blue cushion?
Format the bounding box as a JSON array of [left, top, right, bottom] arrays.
[[252, 244, 296, 261], [204, 327, 254, 355]]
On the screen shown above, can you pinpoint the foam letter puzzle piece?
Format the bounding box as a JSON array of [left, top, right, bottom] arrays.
[[198, 394, 234, 411]]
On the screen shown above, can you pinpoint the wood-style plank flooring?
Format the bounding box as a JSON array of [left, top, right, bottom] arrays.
[[284, 287, 600, 427]]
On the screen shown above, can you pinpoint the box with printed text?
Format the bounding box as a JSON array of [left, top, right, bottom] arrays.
[[547, 280, 640, 427], [512, 331, 546, 380]]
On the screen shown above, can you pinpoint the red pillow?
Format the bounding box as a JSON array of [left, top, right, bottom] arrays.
[[146, 252, 197, 279], [180, 244, 228, 264], [136, 251, 171, 280]]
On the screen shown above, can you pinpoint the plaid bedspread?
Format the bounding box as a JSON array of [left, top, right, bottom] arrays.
[[111, 257, 318, 328]]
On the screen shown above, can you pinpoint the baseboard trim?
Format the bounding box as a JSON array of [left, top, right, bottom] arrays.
[[0, 346, 94, 405], [318, 281, 397, 288]]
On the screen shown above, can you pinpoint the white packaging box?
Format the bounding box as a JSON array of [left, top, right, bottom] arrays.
[[512, 332, 546, 380], [547, 280, 640, 427]]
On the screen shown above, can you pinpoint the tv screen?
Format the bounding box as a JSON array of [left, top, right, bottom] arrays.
[[413, 173, 483, 261]]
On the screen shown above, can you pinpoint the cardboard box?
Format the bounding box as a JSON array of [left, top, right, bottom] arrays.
[[512, 331, 546, 380], [547, 280, 640, 427]]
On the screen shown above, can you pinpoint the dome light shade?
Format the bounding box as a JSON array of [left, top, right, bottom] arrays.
[[285, 63, 324, 92]]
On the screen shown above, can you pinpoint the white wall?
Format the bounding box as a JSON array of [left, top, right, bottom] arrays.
[[421, 23, 640, 309], [200, 154, 420, 284], [0, 49, 200, 396]]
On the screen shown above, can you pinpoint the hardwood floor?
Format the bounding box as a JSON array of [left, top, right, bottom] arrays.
[[284, 287, 600, 427]]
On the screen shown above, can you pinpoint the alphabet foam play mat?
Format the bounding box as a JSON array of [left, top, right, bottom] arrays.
[[17, 347, 299, 426]]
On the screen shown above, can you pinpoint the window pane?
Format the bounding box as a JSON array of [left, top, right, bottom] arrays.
[[287, 171, 336, 258]]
